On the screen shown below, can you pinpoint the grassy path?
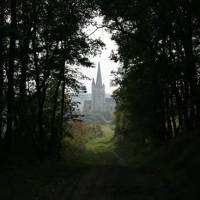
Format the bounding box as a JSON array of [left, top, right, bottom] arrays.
[[0, 124, 178, 200], [80, 124, 120, 165], [68, 125, 176, 200], [70, 166, 175, 200]]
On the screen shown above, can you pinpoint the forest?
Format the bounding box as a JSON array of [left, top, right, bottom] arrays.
[[1, 0, 200, 199], [0, 0, 104, 159]]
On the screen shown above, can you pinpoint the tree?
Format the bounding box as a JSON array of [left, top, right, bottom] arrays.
[[5, 0, 17, 152], [0, 0, 6, 145], [98, 0, 200, 155], [0, 0, 104, 160]]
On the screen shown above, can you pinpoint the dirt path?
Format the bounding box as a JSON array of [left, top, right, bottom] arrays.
[[70, 166, 176, 200], [0, 131, 179, 200], [67, 125, 177, 200]]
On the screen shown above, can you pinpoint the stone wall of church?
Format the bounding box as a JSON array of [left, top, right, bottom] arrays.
[[92, 86, 105, 112]]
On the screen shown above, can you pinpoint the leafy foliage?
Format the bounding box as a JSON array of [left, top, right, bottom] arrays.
[[0, 0, 104, 160], [98, 0, 200, 156]]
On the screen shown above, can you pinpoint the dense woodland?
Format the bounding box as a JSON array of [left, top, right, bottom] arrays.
[[1, 0, 200, 161], [0, 0, 103, 160], [98, 0, 200, 155]]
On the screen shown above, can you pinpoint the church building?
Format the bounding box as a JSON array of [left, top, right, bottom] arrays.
[[91, 62, 105, 112], [81, 62, 115, 114]]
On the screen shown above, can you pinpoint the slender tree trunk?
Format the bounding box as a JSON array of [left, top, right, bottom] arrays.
[[174, 82, 184, 132], [32, 0, 45, 159], [170, 109, 177, 137], [182, 5, 198, 128], [0, 1, 5, 142], [19, 1, 30, 136], [5, 0, 17, 152], [51, 54, 66, 154], [19, 2, 29, 98], [51, 78, 62, 151], [157, 89, 168, 142], [169, 84, 178, 136], [60, 76, 65, 139], [183, 80, 190, 129], [165, 86, 173, 139]]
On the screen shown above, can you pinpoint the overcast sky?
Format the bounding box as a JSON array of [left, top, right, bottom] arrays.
[[79, 18, 120, 95]]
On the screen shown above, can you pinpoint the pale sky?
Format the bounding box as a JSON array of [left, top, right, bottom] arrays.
[[79, 18, 120, 95]]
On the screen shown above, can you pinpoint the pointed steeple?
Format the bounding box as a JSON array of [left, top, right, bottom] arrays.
[[96, 62, 103, 87], [92, 78, 95, 86]]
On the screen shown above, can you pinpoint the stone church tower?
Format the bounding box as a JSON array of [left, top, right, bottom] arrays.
[[92, 62, 105, 112]]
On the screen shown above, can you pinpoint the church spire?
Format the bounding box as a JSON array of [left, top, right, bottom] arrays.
[[96, 62, 103, 87], [92, 78, 95, 86]]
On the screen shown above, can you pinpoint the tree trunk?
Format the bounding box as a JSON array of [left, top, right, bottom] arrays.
[[19, 1, 30, 136], [5, 0, 17, 152], [0, 1, 5, 142], [182, 4, 199, 128], [51, 55, 66, 155], [19, 16, 29, 98], [60, 76, 65, 139], [51, 78, 62, 152], [32, 0, 44, 160]]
